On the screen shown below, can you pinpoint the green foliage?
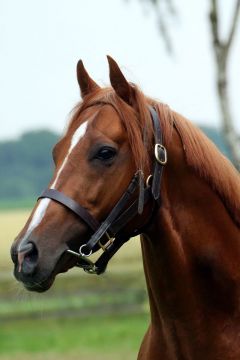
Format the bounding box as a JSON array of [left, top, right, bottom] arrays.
[[0, 130, 58, 202]]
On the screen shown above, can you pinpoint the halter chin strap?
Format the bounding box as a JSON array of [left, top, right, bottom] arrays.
[[38, 106, 167, 275]]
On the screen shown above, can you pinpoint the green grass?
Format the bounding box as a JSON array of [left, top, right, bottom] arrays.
[[0, 313, 148, 359], [0, 288, 146, 319]]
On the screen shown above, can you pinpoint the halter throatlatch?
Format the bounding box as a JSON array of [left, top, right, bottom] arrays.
[[38, 106, 167, 275]]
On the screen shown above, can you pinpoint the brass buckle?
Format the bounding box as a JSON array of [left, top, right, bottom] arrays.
[[98, 232, 114, 251], [155, 144, 167, 165]]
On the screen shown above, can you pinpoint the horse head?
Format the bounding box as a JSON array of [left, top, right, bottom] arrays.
[[10, 57, 156, 292]]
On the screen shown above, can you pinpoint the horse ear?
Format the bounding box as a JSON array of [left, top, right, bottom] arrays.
[[107, 55, 133, 105], [76, 60, 100, 98]]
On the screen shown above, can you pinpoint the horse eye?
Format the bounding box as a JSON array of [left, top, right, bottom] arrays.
[[95, 147, 117, 161]]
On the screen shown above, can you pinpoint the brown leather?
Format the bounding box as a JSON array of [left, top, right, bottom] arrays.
[[83, 172, 139, 254], [149, 106, 166, 200], [38, 189, 100, 232]]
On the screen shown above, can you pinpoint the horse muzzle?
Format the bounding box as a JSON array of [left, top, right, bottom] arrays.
[[10, 239, 69, 292]]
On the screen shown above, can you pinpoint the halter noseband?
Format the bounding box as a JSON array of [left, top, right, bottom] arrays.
[[38, 106, 167, 275]]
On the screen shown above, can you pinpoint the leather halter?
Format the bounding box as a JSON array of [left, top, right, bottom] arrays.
[[38, 106, 167, 274]]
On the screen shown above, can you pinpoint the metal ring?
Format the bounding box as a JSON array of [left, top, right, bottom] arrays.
[[79, 244, 92, 257], [146, 175, 153, 188]]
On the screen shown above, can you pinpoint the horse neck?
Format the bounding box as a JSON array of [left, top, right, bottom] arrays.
[[140, 127, 240, 358]]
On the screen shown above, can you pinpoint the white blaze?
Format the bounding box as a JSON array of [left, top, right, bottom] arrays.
[[51, 121, 88, 189], [18, 121, 88, 251]]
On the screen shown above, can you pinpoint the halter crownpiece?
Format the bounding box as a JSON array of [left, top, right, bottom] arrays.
[[38, 106, 167, 274]]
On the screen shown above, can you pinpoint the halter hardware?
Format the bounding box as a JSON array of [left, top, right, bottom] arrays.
[[146, 174, 153, 188], [98, 232, 114, 251], [38, 106, 167, 275], [155, 144, 167, 165], [66, 249, 98, 274], [79, 244, 92, 257]]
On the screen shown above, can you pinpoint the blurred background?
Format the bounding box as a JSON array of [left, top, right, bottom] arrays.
[[0, 1, 239, 359]]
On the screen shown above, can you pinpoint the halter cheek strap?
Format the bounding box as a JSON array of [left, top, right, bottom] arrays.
[[149, 106, 167, 199], [38, 106, 167, 275]]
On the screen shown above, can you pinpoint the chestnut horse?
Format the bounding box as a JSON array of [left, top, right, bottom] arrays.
[[11, 57, 240, 359]]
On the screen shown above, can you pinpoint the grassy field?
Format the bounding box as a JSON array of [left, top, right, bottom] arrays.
[[0, 209, 149, 359], [0, 313, 148, 359]]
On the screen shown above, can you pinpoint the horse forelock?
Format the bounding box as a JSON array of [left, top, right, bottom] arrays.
[[69, 86, 154, 174]]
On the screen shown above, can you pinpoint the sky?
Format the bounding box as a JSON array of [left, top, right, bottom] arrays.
[[0, 0, 239, 140]]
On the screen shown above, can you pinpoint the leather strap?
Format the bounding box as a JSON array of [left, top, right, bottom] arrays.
[[38, 189, 100, 232], [148, 106, 166, 200], [105, 107, 165, 238], [83, 172, 140, 254], [94, 234, 131, 274], [109, 186, 152, 236]]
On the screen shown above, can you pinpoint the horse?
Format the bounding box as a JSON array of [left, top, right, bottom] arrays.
[[11, 56, 240, 359]]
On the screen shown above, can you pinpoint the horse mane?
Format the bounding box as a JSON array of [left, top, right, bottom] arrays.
[[155, 103, 240, 228], [71, 85, 240, 227]]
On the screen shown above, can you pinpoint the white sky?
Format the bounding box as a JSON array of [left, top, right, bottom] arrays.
[[0, 0, 239, 140]]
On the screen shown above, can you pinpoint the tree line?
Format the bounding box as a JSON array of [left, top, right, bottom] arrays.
[[0, 130, 58, 202], [0, 127, 231, 205]]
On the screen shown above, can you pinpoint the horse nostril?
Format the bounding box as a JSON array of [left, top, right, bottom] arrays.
[[10, 245, 18, 264], [18, 242, 39, 275]]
